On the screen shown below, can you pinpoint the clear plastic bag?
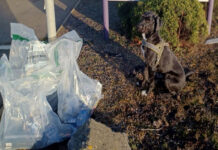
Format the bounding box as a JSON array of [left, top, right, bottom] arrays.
[[0, 23, 102, 149], [56, 42, 102, 123], [0, 80, 75, 149]]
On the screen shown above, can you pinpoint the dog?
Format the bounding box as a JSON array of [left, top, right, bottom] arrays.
[[137, 12, 191, 96]]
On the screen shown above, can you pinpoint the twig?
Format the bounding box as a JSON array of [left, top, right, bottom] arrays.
[[141, 127, 163, 131]]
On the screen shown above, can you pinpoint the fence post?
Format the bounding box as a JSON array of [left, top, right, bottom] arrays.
[[207, 0, 214, 34], [103, 0, 109, 39], [45, 0, 57, 42]]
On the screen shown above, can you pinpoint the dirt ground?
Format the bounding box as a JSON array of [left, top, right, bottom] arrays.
[[57, 0, 218, 149]]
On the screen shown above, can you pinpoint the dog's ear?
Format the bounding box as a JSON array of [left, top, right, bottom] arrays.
[[153, 15, 162, 32]]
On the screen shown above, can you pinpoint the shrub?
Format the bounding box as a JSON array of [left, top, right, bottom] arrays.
[[118, 0, 208, 47], [214, 0, 218, 24]]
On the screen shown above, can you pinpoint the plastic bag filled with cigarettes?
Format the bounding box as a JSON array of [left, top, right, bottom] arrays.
[[0, 23, 102, 149]]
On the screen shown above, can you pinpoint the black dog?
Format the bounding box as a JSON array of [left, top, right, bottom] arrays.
[[137, 12, 191, 95]]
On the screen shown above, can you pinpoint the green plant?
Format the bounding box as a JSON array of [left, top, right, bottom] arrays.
[[118, 0, 208, 47], [214, 0, 218, 25]]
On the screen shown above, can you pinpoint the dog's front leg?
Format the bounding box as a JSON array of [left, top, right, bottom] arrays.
[[147, 69, 155, 94], [142, 66, 149, 88], [141, 66, 155, 95]]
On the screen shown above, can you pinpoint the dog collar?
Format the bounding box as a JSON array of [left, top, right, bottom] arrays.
[[141, 33, 169, 67]]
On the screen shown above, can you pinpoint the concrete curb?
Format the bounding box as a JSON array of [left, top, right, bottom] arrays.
[[0, 45, 10, 50]]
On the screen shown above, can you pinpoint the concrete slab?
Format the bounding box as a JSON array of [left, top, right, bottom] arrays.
[[0, 0, 78, 44]]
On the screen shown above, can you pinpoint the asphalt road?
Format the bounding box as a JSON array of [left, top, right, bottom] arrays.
[[0, 0, 77, 44]]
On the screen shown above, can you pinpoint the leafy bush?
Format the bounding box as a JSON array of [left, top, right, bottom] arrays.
[[118, 0, 208, 47], [214, 0, 218, 24]]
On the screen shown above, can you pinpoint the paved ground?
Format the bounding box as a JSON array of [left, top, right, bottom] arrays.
[[68, 119, 131, 150], [0, 0, 77, 44]]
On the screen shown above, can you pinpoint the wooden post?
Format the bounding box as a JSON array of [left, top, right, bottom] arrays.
[[103, 0, 109, 39], [207, 0, 214, 34], [103, 0, 139, 40]]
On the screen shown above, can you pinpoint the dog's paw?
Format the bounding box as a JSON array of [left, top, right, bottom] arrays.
[[141, 90, 148, 96]]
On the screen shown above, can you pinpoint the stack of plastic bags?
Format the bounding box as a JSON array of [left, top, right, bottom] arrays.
[[0, 23, 102, 149]]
